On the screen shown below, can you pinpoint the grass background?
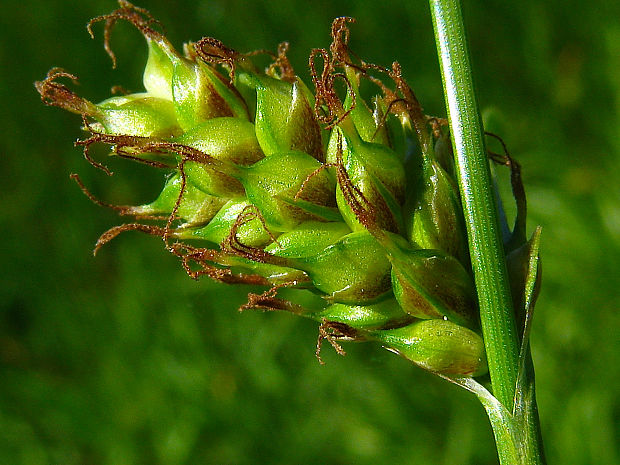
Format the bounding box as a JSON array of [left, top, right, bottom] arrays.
[[1, 0, 619, 463]]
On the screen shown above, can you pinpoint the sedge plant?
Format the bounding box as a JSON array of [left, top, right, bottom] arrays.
[[36, 1, 546, 463]]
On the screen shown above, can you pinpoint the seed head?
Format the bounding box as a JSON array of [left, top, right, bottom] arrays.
[[37, 2, 536, 378]]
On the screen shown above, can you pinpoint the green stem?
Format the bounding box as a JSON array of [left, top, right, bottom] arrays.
[[429, 1, 544, 464], [429, 0, 519, 408]]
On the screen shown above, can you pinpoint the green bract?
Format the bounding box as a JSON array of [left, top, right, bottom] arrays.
[[35, 1, 534, 378]]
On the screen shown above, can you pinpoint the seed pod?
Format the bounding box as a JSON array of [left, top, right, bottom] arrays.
[[282, 230, 393, 304], [174, 200, 274, 247], [235, 261, 307, 286], [380, 100, 413, 163], [433, 129, 455, 180], [368, 230, 478, 328], [176, 117, 264, 165], [180, 164, 244, 199], [173, 117, 264, 198], [310, 298, 413, 330], [147, 144, 339, 229], [389, 246, 478, 329], [193, 248, 307, 286], [341, 67, 389, 146], [228, 223, 359, 285], [239, 71, 324, 161], [174, 54, 250, 129], [404, 155, 468, 265], [370, 319, 487, 376], [328, 120, 406, 233], [230, 151, 339, 232], [232, 230, 392, 303], [142, 27, 250, 129], [264, 221, 350, 257], [130, 173, 226, 226], [214, 221, 351, 285], [34, 69, 182, 139], [142, 35, 174, 100], [95, 93, 181, 137]]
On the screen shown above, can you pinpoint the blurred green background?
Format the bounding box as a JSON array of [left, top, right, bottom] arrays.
[[1, 0, 618, 463]]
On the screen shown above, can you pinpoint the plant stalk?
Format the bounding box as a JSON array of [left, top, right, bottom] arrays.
[[429, 1, 544, 464], [429, 0, 519, 408]]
